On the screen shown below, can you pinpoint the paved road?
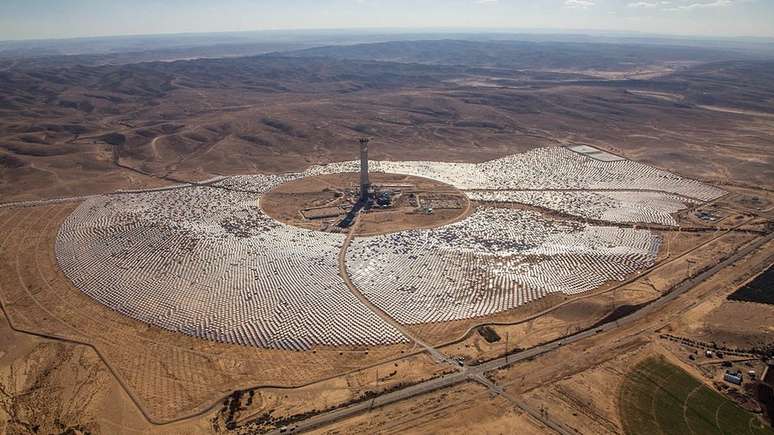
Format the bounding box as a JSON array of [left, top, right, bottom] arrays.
[[266, 231, 774, 434]]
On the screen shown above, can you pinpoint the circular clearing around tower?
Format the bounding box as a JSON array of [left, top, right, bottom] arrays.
[[260, 172, 471, 236]]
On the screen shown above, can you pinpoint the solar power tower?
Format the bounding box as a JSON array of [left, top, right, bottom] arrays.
[[359, 137, 371, 200]]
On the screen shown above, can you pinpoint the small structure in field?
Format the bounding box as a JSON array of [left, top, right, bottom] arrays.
[[724, 370, 743, 386]]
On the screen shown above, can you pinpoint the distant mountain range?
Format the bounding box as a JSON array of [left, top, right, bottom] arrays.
[[2, 29, 773, 69]]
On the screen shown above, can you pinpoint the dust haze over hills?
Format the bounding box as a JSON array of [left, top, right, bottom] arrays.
[[3, 29, 774, 67], [289, 39, 755, 68], [1, 32, 774, 203]]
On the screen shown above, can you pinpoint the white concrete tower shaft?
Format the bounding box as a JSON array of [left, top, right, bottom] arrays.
[[359, 138, 370, 199]]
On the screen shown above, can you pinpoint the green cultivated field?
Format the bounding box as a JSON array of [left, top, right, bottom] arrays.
[[619, 357, 773, 435]]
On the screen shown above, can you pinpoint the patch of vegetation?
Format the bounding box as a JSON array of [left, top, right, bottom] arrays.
[[0, 152, 26, 168], [236, 379, 431, 433], [454, 120, 504, 130], [0, 344, 103, 435], [351, 123, 376, 134], [0, 142, 75, 157], [477, 326, 501, 343], [212, 390, 244, 431], [729, 266, 774, 305], [261, 117, 303, 137], [99, 132, 126, 146], [760, 381, 774, 427], [60, 124, 90, 135], [238, 134, 273, 146], [58, 99, 94, 113], [619, 356, 774, 435]]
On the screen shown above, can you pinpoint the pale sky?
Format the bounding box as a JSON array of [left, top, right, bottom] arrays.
[[1, 0, 773, 41]]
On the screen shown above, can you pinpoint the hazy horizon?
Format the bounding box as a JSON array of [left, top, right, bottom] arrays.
[[1, 0, 773, 41], [3, 26, 774, 44]]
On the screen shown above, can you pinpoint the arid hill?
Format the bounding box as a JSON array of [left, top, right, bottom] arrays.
[[1, 40, 773, 203], [289, 39, 756, 70]]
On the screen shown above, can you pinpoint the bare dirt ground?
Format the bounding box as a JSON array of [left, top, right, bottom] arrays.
[[225, 352, 451, 432], [261, 172, 470, 235], [0, 321, 109, 434], [309, 381, 550, 435]]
